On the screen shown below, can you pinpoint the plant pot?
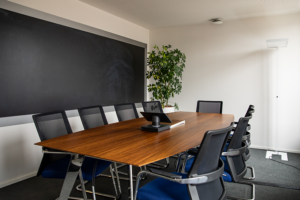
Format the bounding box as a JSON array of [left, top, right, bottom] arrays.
[[163, 107, 175, 113]]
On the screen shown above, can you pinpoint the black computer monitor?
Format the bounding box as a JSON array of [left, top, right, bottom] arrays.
[[140, 112, 172, 123], [140, 112, 172, 132]]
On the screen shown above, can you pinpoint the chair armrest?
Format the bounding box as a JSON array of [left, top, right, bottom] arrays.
[[189, 159, 225, 184], [148, 168, 182, 179], [222, 142, 247, 156]]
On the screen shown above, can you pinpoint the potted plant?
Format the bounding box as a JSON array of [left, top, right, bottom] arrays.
[[146, 45, 186, 113]]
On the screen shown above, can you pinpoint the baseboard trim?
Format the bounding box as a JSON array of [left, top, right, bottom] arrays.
[[0, 171, 37, 188], [250, 145, 300, 154]]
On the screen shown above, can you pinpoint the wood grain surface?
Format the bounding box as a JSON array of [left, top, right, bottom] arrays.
[[35, 112, 234, 167]]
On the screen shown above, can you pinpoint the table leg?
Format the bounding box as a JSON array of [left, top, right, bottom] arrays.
[[128, 165, 133, 199], [58, 155, 87, 200]]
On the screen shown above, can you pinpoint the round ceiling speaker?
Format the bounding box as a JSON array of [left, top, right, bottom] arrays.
[[212, 18, 223, 25]]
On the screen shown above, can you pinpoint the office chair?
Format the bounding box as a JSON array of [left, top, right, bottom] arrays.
[[221, 114, 255, 200], [77, 105, 108, 129], [134, 124, 234, 200], [33, 111, 121, 200], [231, 105, 255, 180], [196, 100, 223, 113], [232, 105, 254, 133], [183, 115, 255, 200], [242, 105, 254, 159], [141, 101, 170, 169], [77, 105, 122, 195], [114, 103, 139, 122], [175, 100, 224, 171], [142, 101, 164, 113]]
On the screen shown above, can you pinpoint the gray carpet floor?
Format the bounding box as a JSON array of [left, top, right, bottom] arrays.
[[0, 148, 299, 200]]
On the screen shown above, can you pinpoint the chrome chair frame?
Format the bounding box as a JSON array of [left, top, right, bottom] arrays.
[[76, 162, 121, 200], [241, 132, 255, 180], [98, 163, 147, 181]]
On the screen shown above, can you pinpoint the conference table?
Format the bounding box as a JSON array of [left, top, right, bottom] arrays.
[[35, 111, 234, 200]]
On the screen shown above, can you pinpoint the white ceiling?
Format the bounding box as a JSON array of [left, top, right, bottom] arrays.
[[80, 0, 300, 29]]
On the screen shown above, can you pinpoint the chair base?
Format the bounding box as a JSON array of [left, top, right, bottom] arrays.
[[56, 197, 93, 200], [76, 180, 120, 199], [243, 166, 255, 180], [99, 164, 148, 181], [98, 163, 136, 181], [99, 172, 136, 181], [76, 163, 121, 200], [226, 181, 255, 200]]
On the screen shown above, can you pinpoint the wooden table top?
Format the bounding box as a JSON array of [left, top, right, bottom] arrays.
[[35, 112, 234, 167]]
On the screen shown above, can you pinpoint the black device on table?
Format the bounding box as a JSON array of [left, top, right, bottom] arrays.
[[140, 112, 172, 132]]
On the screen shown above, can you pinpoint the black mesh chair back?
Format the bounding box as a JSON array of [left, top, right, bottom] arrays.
[[78, 105, 108, 130], [187, 124, 233, 200], [227, 113, 253, 182], [196, 100, 223, 113], [245, 105, 255, 117], [114, 103, 139, 122], [33, 111, 72, 141], [142, 101, 163, 113], [244, 105, 254, 160], [32, 111, 73, 176]]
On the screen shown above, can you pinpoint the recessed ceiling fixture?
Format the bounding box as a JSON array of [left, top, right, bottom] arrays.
[[266, 38, 289, 48], [211, 18, 223, 24]]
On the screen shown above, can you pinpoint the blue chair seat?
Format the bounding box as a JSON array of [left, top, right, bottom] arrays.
[[221, 143, 233, 182], [41, 156, 111, 181], [222, 171, 232, 182], [223, 143, 229, 151], [137, 173, 190, 200], [221, 154, 232, 182]]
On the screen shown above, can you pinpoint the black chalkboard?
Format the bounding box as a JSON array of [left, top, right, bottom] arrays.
[[0, 8, 145, 118]]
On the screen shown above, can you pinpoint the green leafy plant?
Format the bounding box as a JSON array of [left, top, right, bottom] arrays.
[[146, 45, 186, 110]]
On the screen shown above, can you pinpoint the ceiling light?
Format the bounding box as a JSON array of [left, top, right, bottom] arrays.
[[266, 38, 289, 48], [211, 18, 223, 25]]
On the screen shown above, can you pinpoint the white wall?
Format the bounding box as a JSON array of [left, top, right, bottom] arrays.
[[0, 0, 149, 188], [150, 13, 300, 153], [8, 0, 149, 44]]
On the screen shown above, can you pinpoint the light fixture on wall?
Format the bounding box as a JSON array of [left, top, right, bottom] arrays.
[[211, 18, 223, 25], [266, 38, 289, 161], [266, 38, 288, 48]]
